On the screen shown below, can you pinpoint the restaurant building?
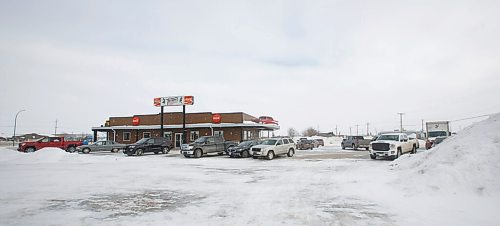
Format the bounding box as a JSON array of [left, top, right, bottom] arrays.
[[92, 112, 279, 147]]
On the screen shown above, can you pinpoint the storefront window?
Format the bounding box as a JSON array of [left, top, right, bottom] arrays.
[[143, 132, 151, 138], [164, 132, 172, 141], [123, 132, 131, 141], [214, 131, 224, 137], [190, 131, 199, 142]]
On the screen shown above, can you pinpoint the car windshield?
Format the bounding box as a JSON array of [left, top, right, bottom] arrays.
[[428, 131, 447, 138], [134, 138, 149, 144], [261, 139, 277, 145], [194, 137, 207, 143], [238, 141, 253, 147], [377, 135, 399, 141]]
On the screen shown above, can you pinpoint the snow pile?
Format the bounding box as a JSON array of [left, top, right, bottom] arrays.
[[0, 148, 72, 164], [392, 113, 500, 195]]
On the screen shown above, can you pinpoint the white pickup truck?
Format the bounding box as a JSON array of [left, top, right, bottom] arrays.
[[369, 133, 417, 160]]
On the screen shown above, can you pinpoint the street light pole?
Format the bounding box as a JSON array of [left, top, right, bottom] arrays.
[[13, 109, 26, 147]]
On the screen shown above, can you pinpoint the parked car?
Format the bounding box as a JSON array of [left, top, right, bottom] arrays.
[[227, 140, 261, 158], [341, 136, 371, 150], [431, 136, 448, 148], [123, 137, 173, 156], [315, 139, 325, 147], [17, 137, 83, 153], [369, 133, 417, 160], [251, 137, 295, 160], [181, 136, 237, 158], [296, 139, 314, 150], [77, 140, 125, 154]]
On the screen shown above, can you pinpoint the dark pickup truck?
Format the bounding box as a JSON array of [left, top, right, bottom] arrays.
[[181, 136, 237, 158], [341, 136, 371, 150], [18, 137, 83, 153]]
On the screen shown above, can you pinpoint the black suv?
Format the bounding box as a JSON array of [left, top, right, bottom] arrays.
[[123, 137, 173, 156]]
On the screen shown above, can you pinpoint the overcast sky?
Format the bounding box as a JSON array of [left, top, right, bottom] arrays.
[[1, 0, 499, 137]]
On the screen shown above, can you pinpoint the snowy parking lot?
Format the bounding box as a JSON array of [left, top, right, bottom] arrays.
[[1, 114, 500, 226]]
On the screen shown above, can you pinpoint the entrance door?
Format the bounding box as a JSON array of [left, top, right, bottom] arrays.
[[175, 133, 183, 148]]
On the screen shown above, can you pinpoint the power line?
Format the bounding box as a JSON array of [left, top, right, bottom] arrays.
[[451, 114, 492, 122]]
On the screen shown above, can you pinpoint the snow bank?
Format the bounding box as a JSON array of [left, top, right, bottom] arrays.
[[0, 147, 71, 164], [391, 113, 500, 195]]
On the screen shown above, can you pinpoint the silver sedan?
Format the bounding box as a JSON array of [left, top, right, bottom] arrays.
[[77, 140, 126, 154]]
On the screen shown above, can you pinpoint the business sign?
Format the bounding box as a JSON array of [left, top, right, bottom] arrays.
[[154, 96, 194, 107], [212, 114, 221, 124], [132, 116, 140, 126]]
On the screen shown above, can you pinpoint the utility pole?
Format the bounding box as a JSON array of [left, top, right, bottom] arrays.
[[335, 125, 338, 136], [366, 122, 370, 136], [397, 113, 405, 132], [13, 110, 26, 146], [355, 124, 359, 135], [421, 119, 424, 133], [54, 119, 58, 136], [349, 127, 352, 136]]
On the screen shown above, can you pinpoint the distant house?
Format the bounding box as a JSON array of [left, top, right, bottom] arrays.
[[318, 132, 335, 137]]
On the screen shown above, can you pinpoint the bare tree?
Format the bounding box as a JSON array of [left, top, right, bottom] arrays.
[[302, 127, 319, 137], [287, 128, 298, 138]]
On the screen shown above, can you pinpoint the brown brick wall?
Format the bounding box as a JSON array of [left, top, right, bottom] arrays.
[[108, 112, 247, 126]]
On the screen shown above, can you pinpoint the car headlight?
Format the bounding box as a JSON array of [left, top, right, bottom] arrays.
[[390, 144, 396, 149], [188, 146, 194, 150]]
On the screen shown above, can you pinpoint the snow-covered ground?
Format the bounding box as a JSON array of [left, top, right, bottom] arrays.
[[1, 114, 499, 225]]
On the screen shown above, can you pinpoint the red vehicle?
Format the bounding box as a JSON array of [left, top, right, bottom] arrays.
[[251, 116, 279, 125], [18, 137, 83, 153]]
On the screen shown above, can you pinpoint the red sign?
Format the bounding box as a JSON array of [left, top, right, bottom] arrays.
[[212, 114, 221, 124], [183, 96, 194, 105], [132, 116, 140, 126]]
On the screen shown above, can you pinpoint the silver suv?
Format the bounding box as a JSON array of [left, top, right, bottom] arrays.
[[251, 137, 295, 160]]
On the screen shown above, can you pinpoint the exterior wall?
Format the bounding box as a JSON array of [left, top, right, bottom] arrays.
[[108, 112, 246, 127]]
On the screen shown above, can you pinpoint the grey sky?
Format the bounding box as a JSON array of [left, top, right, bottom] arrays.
[[1, 0, 499, 137]]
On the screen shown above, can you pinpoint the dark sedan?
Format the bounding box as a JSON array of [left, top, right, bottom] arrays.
[[227, 140, 261, 158]]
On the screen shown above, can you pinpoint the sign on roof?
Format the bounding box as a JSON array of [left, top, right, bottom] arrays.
[[154, 96, 194, 107]]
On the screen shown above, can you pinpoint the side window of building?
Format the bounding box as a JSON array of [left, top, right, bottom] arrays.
[[214, 131, 224, 138], [123, 132, 131, 141], [143, 132, 151, 138], [164, 132, 172, 141], [190, 131, 199, 142]]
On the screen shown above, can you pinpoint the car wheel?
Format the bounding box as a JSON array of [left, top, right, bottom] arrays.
[[162, 147, 170, 154], [352, 144, 357, 150], [266, 151, 275, 160], [25, 147, 35, 153], [67, 146, 76, 153], [341, 144, 345, 150], [241, 150, 249, 158], [287, 148, 294, 157], [394, 149, 401, 160], [136, 149, 144, 156], [365, 147, 369, 151], [194, 149, 202, 158], [370, 154, 376, 160], [411, 145, 417, 154], [83, 148, 91, 154]]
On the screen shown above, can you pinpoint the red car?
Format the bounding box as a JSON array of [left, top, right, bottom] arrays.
[[252, 116, 279, 125], [18, 137, 83, 153]]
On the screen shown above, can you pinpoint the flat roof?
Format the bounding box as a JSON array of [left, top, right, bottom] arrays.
[[93, 122, 279, 131]]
